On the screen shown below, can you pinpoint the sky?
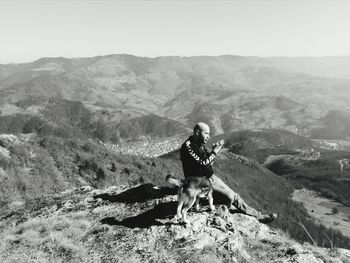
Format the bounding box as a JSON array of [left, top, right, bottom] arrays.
[[1, 0, 350, 64]]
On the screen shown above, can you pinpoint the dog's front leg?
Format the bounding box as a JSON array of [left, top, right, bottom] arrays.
[[182, 197, 196, 224], [195, 197, 200, 211], [177, 198, 184, 221], [208, 190, 215, 211], [177, 201, 184, 219]]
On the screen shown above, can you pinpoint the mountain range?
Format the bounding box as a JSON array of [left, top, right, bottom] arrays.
[[1, 54, 350, 140]]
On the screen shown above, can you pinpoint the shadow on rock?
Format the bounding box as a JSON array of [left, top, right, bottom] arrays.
[[213, 191, 231, 206], [94, 183, 178, 204], [101, 201, 178, 228]]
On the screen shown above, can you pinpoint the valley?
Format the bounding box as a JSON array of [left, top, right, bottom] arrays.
[[293, 188, 350, 239], [97, 136, 184, 157]]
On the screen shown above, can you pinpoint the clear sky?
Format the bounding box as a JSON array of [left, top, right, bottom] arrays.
[[1, 0, 350, 64]]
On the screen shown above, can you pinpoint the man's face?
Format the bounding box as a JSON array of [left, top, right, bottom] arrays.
[[198, 126, 210, 144]]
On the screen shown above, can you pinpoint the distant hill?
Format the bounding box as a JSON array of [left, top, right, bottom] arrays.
[[223, 129, 313, 163], [311, 110, 350, 139], [2, 54, 350, 138], [0, 96, 189, 143], [0, 133, 182, 211], [117, 114, 190, 139]]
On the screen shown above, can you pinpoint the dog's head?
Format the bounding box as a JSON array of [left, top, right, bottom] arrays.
[[198, 186, 211, 198], [197, 178, 212, 197]]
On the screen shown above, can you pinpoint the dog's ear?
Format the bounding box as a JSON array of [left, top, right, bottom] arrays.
[[165, 173, 173, 181]]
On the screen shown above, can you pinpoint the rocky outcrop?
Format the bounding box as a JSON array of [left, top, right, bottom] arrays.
[[1, 184, 349, 263], [0, 134, 20, 160]]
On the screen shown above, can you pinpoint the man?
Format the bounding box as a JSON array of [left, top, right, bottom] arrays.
[[180, 122, 277, 223]]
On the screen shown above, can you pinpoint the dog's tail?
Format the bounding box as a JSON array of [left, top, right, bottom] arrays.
[[165, 173, 183, 187]]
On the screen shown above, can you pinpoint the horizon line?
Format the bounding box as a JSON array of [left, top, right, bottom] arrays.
[[3, 53, 350, 65]]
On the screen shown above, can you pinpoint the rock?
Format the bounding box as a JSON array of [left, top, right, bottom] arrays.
[[227, 233, 251, 261], [62, 200, 74, 211], [80, 185, 94, 192], [0, 146, 10, 160], [83, 197, 95, 208], [0, 134, 20, 147], [215, 204, 229, 219], [0, 167, 7, 178], [212, 216, 227, 230], [192, 233, 215, 249], [190, 213, 207, 232]]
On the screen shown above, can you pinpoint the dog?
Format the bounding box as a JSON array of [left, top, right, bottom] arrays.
[[166, 173, 215, 224]]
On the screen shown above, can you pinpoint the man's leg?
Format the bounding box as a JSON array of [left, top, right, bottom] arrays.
[[209, 174, 262, 218]]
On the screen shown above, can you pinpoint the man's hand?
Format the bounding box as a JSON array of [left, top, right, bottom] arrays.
[[212, 139, 224, 154]]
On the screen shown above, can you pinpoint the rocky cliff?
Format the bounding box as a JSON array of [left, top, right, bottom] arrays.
[[1, 184, 349, 263]]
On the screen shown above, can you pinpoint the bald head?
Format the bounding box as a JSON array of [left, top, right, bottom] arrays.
[[193, 122, 210, 145], [193, 122, 210, 134]]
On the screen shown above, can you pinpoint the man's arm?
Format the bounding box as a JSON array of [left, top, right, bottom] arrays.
[[183, 140, 219, 166]]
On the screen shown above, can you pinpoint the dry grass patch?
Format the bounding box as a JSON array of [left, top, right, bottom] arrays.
[[0, 212, 93, 263]]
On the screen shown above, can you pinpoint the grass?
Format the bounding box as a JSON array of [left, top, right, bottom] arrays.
[[0, 182, 347, 263], [0, 212, 91, 263]]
